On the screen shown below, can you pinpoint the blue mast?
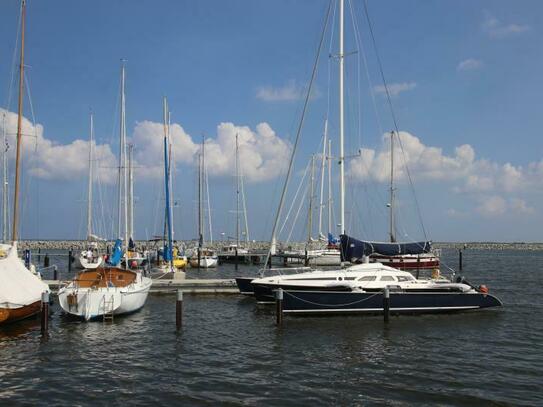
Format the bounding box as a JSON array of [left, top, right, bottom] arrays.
[[163, 97, 173, 269]]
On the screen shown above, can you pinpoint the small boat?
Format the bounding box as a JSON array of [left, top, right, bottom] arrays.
[[189, 249, 218, 268], [77, 248, 103, 270], [58, 266, 152, 320]]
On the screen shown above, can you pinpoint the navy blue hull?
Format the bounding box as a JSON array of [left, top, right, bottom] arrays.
[[235, 277, 256, 295], [253, 283, 352, 303], [282, 290, 503, 314]]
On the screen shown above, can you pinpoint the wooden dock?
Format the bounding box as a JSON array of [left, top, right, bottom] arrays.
[[44, 279, 240, 295]]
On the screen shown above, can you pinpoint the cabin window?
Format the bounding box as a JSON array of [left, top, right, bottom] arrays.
[[358, 276, 376, 281], [397, 276, 413, 282], [380, 276, 396, 281]]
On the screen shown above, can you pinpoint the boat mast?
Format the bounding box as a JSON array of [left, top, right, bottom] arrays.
[[198, 137, 203, 249], [389, 131, 395, 242], [308, 154, 315, 243], [163, 97, 173, 270], [117, 60, 125, 241], [128, 143, 134, 241], [338, 0, 345, 237], [86, 111, 94, 240], [2, 113, 9, 243], [167, 111, 174, 241], [240, 160, 249, 244], [327, 139, 332, 237], [318, 120, 328, 239], [122, 64, 129, 247], [204, 142, 213, 244], [12, 0, 26, 243], [235, 133, 240, 248]]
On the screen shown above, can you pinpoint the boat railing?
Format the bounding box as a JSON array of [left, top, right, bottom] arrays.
[[257, 266, 312, 277]]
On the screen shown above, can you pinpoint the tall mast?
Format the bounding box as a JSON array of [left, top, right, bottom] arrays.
[[204, 143, 213, 244], [338, 0, 345, 237], [240, 160, 249, 244], [389, 131, 395, 242], [327, 139, 332, 236], [318, 119, 328, 238], [117, 60, 126, 240], [163, 97, 173, 270], [86, 111, 94, 240], [122, 64, 128, 246], [128, 143, 134, 240], [308, 154, 315, 243], [235, 133, 240, 248], [198, 137, 203, 248], [167, 111, 174, 240], [11, 0, 26, 242], [2, 113, 9, 243]]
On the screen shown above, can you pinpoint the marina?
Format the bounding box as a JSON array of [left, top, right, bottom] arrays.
[[0, 0, 542, 405]]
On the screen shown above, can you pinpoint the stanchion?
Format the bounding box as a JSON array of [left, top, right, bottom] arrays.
[[176, 289, 183, 331], [276, 288, 283, 326], [383, 286, 390, 323], [41, 291, 49, 335]]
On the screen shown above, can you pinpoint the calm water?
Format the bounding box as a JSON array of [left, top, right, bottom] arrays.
[[0, 249, 542, 406]]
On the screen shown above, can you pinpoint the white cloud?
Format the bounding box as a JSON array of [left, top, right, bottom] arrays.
[[510, 198, 534, 215], [0, 108, 116, 182], [256, 80, 319, 102], [373, 82, 416, 97], [482, 13, 530, 39], [132, 120, 291, 183], [457, 58, 483, 71], [477, 196, 506, 217]]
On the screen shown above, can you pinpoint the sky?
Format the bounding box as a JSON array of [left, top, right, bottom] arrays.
[[0, 0, 542, 242]]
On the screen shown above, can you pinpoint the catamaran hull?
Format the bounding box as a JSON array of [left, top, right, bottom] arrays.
[[58, 280, 152, 321], [235, 277, 255, 295], [281, 290, 503, 314], [0, 301, 42, 325]]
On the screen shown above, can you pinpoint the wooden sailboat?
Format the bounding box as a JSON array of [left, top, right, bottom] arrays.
[[190, 137, 217, 268], [0, 0, 49, 325], [58, 61, 152, 320]]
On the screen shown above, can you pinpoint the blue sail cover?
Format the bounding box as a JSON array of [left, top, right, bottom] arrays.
[[340, 234, 432, 262], [107, 239, 124, 266]]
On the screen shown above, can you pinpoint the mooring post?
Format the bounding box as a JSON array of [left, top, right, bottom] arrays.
[[53, 265, 58, 281], [416, 255, 420, 279], [275, 288, 284, 326], [24, 249, 31, 269], [41, 291, 49, 335], [459, 249, 463, 271], [44, 253, 50, 268], [37, 247, 41, 263], [68, 248, 73, 274], [304, 249, 309, 267], [176, 289, 183, 330], [383, 286, 390, 323], [235, 247, 239, 271]]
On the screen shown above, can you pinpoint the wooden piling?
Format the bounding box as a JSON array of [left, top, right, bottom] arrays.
[[41, 291, 49, 335], [304, 249, 309, 267], [276, 288, 283, 326], [234, 247, 239, 271], [383, 286, 390, 323], [44, 253, 50, 268], [459, 249, 463, 271], [176, 289, 183, 330], [53, 265, 58, 281], [68, 248, 73, 273]]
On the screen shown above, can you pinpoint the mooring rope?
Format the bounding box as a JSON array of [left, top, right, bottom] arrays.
[[283, 290, 381, 308]]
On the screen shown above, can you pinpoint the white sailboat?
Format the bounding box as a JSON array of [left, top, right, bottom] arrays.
[[0, 0, 49, 325], [190, 137, 217, 268], [77, 111, 104, 270], [59, 61, 151, 320]]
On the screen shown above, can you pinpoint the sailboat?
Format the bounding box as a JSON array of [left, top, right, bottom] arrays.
[[190, 138, 217, 268], [150, 97, 187, 277], [247, 0, 501, 314], [341, 131, 440, 271], [76, 111, 104, 270], [58, 61, 152, 320], [218, 133, 250, 263], [0, 0, 49, 325]]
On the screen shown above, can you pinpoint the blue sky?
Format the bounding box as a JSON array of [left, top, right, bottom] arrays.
[[1, 0, 542, 242]]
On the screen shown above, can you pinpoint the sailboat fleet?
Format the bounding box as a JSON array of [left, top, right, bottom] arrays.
[[0, 0, 503, 327]]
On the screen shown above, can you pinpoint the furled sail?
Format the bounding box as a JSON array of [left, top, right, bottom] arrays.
[[340, 234, 432, 262]]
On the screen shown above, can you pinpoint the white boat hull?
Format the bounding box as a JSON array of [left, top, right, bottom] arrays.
[[77, 254, 103, 270], [58, 276, 152, 320], [190, 257, 218, 268]]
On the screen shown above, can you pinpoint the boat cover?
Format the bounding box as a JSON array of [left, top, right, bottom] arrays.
[[107, 239, 123, 266], [0, 242, 49, 309], [340, 234, 432, 262]]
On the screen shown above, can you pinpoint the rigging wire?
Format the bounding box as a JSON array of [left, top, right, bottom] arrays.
[[362, 0, 428, 241]]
